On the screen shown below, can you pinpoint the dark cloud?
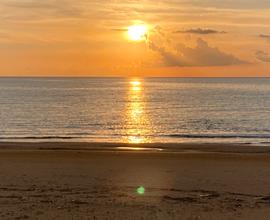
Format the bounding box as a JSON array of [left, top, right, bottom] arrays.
[[149, 38, 245, 67], [256, 51, 270, 62], [259, 34, 270, 40], [175, 28, 226, 35]]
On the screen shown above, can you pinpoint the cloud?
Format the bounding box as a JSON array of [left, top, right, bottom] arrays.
[[175, 28, 226, 35], [2, 0, 82, 21], [174, 0, 270, 10], [149, 38, 245, 67], [256, 51, 270, 62], [2, 0, 270, 29], [4, 1, 56, 9], [259, 34, 270, 38], [111, 28, 128, 32], [259, 34, 270, 42]]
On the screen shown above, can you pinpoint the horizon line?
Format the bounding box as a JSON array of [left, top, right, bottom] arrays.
[[1, 76, 270, 78]]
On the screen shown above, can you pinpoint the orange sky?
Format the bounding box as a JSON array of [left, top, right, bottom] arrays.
[[0, 0, 270, 77]]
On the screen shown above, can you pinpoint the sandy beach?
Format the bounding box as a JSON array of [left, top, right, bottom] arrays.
[[0, 143, 270, 219]]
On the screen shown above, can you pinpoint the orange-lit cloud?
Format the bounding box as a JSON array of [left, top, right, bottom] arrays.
[[256, 51, 270, 62], [149, 38, 246, 67]]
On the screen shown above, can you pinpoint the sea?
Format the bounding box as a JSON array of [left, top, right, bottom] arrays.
[[0, 77, 270, 145]]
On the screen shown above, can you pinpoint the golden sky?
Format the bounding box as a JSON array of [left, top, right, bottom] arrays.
[[0, 0, 270, 77]]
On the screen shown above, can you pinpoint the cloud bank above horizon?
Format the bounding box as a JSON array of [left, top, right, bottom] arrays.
[[0, 0, 269, 76]]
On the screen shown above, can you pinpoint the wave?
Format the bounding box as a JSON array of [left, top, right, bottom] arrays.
[[1, 134, 270, 143], [166, 134, 270, 139], [0, 136, 78, 140]]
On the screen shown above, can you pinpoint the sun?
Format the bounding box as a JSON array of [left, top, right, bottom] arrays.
[[128, 24, 148, 41]]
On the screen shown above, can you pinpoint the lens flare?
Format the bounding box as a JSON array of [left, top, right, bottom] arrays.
[[136, 186, 145, 195]]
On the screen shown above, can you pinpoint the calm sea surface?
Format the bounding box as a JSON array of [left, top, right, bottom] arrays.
[[1, 77, 270, 145]]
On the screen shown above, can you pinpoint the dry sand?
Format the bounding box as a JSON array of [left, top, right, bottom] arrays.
[[1, 142, 270, 219]]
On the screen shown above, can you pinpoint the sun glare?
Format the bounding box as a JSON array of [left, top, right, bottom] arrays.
[[128, 25, 148, 41], [130, 81, 141, 86]]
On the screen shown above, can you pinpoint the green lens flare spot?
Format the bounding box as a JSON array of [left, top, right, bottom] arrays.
[[137, 186, 145, 195]]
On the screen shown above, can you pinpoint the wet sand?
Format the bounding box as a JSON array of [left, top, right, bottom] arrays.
[[1, 142, 270, 219]]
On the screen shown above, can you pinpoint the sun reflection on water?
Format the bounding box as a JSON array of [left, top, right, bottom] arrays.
[[130, 81, 141, 86], [123, 79, 152, 144]]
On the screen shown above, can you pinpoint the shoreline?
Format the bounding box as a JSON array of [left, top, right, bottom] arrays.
[[0, 141, 270, 154]]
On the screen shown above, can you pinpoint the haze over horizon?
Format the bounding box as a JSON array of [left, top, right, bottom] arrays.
[[0, 0, 270, 77]]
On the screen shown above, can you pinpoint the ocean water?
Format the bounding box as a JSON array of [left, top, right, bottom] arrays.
[[0, 77, 270, 145]]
